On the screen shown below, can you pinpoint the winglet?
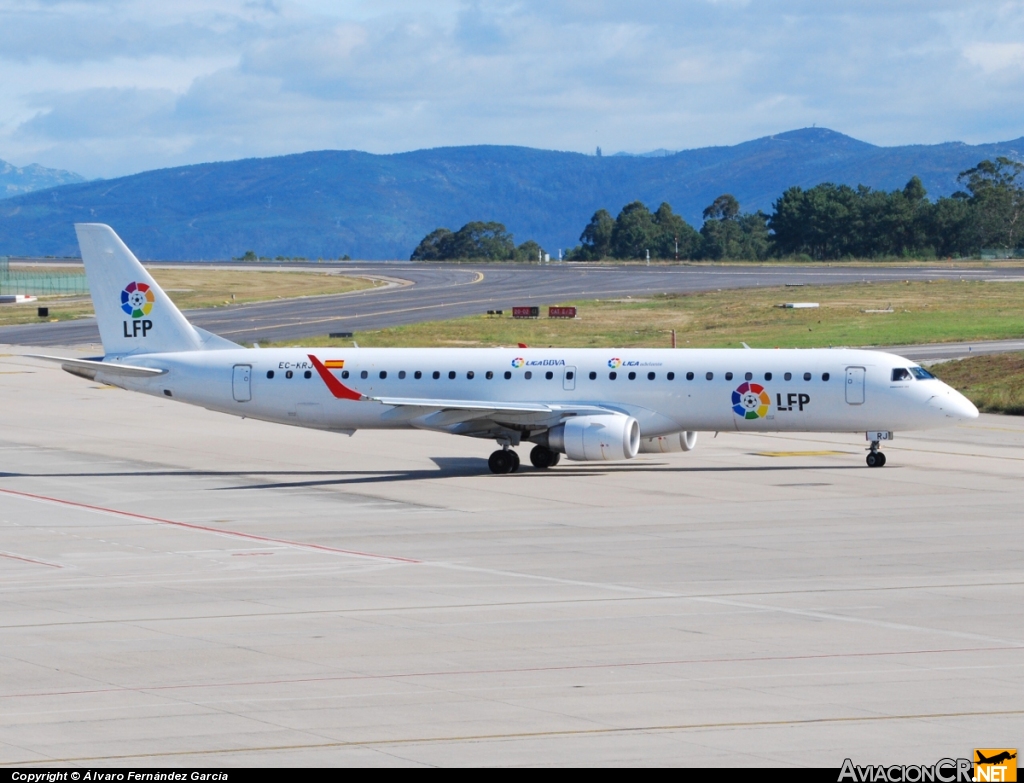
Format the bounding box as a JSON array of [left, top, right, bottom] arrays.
[[518, 342, 528, 348], [308, 354, 366, 400]]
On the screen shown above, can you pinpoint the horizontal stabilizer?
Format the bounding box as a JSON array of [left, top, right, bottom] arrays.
[[29, 354, 167, 381]]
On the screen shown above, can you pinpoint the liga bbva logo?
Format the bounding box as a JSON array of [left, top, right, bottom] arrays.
[[120, 281, 154, 337]]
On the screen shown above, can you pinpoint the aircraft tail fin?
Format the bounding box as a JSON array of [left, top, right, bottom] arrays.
[[75, 223, 239, 356]]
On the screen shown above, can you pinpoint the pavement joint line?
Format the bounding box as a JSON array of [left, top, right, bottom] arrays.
[[693, 595, 1024, 647], [3, 580, 1022, 630], [6, 708, 1024, 765], [0, 487, 419, 564], [1, 645, 1019, 701]]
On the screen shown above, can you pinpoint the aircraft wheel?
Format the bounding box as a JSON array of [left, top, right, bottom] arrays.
[[530, 445, 558, 469], [877, 452, 887, 467], [488, 449, 515, 474], [509, 450, 521, 473], [866, 452, 883, 468]]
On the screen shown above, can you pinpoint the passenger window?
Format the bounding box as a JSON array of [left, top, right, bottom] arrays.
[[432, 371, 440, 379], [398, 370, 406, 379], [504, 371, 512, 379], [266, 370, 274, 379], [686, 372, 694, 381], [822, 372, 830, 381], [648, 372, 655, 380], [910, 367, 935, 380], [467, 371, 474, 379], [725, 372, 733, 381], [448, 371, 456, 379], [414, 371, 422, 379], [628, 371, 636, 380], [706, 372, 713, 380], [803, 372, 811, 381], [486, 371, 493, 379], [304, 370, 311, 379], [566, 371, 574, 380], [286, 370, 293, 379], [784, 372, 792, 381], [589, 371, 597, 380], [745, 372, 753, 381], [545, 371, 553, 380], [609, 371, 617, 380], [341, 370, 349, 379], [667, 372, 675, 380], [891, 368, 912, 382], [765, 372, 772, 381], [525, 371, 532, 379], [379, 371, 387, 379], [360, 370, 368, 379]]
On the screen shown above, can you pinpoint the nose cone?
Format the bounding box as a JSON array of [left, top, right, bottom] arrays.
[[929, 384, 979, 421]]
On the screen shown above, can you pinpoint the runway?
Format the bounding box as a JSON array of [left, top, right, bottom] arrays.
[[3, 261, 1023, 348], [0, 350, 1021, 766]]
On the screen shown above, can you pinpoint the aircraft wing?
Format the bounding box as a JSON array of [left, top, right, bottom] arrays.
[[29, 354, 167, 380], [307, 354, 613, 428], [374, 397, 614, 428]]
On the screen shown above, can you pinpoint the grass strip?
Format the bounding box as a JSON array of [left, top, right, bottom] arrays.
[[0, 268, 376, 326], [930, 353, 1024, 415], [278, 279, 1024, 350]]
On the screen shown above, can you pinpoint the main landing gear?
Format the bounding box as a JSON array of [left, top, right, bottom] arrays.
[[529, 445, 561, 470], [866, 440, 887, 468], [488, 444, 562, 473], [488, 448, 520, 474]]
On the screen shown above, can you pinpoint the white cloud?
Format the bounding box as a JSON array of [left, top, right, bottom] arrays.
[[1, 0, 1024, 177]]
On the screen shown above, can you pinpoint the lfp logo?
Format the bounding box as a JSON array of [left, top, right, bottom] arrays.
[[732, 381, 770, 420], [121, 282, 154, 318], [511, 357, 525, 368], [121, 281, 154, 338], [608, 358, 621, 369]]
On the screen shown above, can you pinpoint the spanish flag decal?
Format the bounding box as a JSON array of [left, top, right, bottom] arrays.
[[308, 355, 364, 401], [324, 360, 345, 369]]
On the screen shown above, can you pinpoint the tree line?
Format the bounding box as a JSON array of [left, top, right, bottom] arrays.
[[410, 222, 545, 262], [410, 157, 1024, 261]]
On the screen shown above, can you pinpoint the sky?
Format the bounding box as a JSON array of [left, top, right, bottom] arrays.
[[2, 0, 1024, 179]]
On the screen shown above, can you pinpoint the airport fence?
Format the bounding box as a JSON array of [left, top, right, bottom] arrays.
[[0, 256, 89, 296]]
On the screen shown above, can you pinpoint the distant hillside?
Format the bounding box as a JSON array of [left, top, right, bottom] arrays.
[[1, 128, 1023, 260], [0, 158, 86, 198]]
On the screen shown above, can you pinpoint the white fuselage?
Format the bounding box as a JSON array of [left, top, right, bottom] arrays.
[[107, 346, 977, 437]]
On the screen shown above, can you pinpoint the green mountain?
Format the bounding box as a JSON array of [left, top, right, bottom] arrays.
[[1, 128, 1022, 259]]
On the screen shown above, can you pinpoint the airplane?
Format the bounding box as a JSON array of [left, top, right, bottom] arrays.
[[31, 224, 979, 474], [976, 752, 1016, 765]]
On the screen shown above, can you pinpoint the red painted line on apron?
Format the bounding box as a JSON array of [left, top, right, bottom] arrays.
[[0, 551, 62, 568], [0, 487, 418, 564]]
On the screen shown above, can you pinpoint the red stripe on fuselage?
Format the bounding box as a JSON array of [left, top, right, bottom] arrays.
[[308, 354, 364, 400]]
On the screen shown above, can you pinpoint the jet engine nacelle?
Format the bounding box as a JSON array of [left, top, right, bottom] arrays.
[[638, 431, 698, 454], [547, 414, 640, 461]]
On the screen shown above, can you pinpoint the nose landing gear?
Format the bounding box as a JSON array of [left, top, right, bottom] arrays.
[[866, 440, 887, 468]]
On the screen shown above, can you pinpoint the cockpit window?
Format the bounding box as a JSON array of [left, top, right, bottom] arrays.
[[910, 366, 935, 380], [891, 368, 913, 382]]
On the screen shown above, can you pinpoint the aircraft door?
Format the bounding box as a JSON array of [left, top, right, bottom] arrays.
[[845, 366, 865, 405], [563, 366, 577, 391], [232, 364, 252, 402]]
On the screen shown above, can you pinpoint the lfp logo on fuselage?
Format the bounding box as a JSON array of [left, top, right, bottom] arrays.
[[511, 357, 525, 368], [121, 281, 154, 338], [732, 381, 770, 420], [608, 358, 622, 369]]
